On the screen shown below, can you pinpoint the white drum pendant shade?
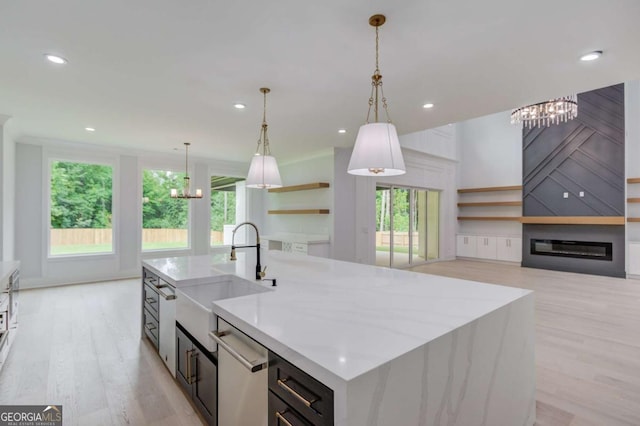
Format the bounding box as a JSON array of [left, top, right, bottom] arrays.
[[246, 154, 282, 189], [348, 122, 406, 176]]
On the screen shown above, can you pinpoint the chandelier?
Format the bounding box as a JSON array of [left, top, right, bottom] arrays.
[[347, 14, 406, 176], [170, 142, 203, 199], [511, 95, 578, 129], [246, 87, 283, 189]]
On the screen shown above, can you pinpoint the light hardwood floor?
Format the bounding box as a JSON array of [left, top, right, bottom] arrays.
[[2, 263, 640, 426], [410, 260, 640, 426], [0, 279, 204, 425]]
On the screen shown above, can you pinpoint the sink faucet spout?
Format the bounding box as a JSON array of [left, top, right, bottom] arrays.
[[230, 222, 262, 280]]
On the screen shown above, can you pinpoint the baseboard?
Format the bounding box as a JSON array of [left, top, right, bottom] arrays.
[[22, 269, 141, 289], [455, 256, 522, 266]]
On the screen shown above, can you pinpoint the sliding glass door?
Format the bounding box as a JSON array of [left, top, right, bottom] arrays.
[[376, 185, 439, 268]]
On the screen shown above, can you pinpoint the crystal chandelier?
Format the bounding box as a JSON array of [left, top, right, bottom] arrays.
[[511, 95, 578, 129], [170, 142, 203, 199], [348, 14, 406, 176], [246, 87, 283, 189]]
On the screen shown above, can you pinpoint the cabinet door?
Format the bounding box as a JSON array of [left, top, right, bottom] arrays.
[[476, 236, 497, 260], [497, 237, 522, 262], [192, 347, 217, 426], [175, 325, 194, 395], [456, 235, 477, 258]]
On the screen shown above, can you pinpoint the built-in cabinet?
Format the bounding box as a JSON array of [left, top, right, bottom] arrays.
[[629, 243, 640, 275], [268, 351, 334, 426], [456, 234, 521, 263], [263, 234, 330, 258], [176, 322, 217, 426]]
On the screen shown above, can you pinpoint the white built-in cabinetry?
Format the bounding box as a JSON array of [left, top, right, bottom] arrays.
[[456, 234, 522, 263], [629, 242, 640, 275]]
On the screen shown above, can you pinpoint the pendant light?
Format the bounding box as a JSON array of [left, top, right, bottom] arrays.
[[246, 87, 283, 189], [348, 14, 406, 176], [170, 142, 203, 199]]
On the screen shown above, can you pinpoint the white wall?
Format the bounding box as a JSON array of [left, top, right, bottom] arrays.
[[0, 116, 16, 261], [626, 81, 640, 275], [15, 136, 246, 288], [264, 151, 333, 237], [456, 110, 523, 237], [400, 124, 457, 161]]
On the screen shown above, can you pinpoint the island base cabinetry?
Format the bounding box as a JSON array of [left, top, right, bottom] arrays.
[[268, 352, 334, 426], [176, 322, 217, 426]]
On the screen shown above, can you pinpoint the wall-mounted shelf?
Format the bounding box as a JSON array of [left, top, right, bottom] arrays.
[[268, 209, 330, 215], [457, 217, 522, 222], [268, 182, 330, 193], [457, 201, 522, 207], [627, 178, 640, 184], [628, 218, 640, 223], [521, 216, 625, 225], [628, 198, 640, 203], [457, 185, 522, 193]]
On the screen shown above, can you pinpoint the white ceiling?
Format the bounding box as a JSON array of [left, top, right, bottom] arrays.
[[1, 0, 639, 162]]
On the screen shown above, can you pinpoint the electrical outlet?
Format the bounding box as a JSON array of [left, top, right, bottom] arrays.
[[579, 191, 585, 197], [563, 192, 569, 199]]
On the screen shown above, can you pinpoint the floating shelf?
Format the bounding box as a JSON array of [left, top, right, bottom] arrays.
[[627, 178, 640, 184], [457, 201, 522, 207], [457, 216, 522, 222], [628, 218, 640, 223], [457, 185, 522, 194], [268, 209, 330, 215], [521, 216, 625, 225], [268, 182, 330, 193], [628, 198, 640, 203]]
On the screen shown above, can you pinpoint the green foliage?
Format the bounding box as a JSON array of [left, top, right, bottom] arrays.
[[211, 191, 236, 231], [51, 161, 113, 229], [375, 188, 410, 232], [142, 170, 189, 229]]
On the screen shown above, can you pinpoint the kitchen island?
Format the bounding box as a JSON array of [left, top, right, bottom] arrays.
[[143, 250, 535, 426]]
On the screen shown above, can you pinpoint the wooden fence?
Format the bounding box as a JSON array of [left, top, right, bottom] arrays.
[[375, 231, 419, 247], [50, 228, 225, 245]]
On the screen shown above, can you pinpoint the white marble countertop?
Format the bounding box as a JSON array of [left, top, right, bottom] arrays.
[[261, 233, 330, 244], [143, 251, 530, 388], [0, 261, 20, 285]]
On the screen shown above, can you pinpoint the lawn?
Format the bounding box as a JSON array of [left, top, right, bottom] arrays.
[[50, 241, 189, 255]]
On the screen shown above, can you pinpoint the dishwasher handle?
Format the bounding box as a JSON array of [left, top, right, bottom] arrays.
[[209, 330, 267, 373]]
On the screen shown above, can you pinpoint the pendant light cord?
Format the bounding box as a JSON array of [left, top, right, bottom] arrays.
[[255, 89, 271, 156], [365, 24, 392, 124]]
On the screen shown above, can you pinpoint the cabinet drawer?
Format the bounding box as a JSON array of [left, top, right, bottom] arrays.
[[291, 243, 308, 253], [143, 308, 159, 349], [143, 268, 159, 287], [269, 391, 313, 426], [143, 283, 159, 319], [269, 352, 333, 426]]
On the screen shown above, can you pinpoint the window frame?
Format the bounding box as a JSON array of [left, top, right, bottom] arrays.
[[45, 151, 119, 260]]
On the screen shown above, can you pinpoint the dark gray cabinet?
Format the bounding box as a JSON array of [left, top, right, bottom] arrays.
[[176, 322, 217, 426], [268, 352, 334, 426]]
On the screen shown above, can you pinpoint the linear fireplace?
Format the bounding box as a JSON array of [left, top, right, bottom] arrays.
[[522, 225, 625, 278], [530, 239, 612, 261]]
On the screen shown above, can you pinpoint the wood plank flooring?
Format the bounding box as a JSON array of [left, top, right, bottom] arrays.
[[2, 263, 640, 425], [0, 279, 204, 425], [410, 260, 640, 426]]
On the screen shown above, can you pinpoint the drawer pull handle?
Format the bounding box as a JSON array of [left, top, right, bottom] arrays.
[[275, 411, 294, 426], [145, 297, 157, 304], [186, 349, 195, 384], [144, 323, 156, 332], [277, 378, 317, 408]]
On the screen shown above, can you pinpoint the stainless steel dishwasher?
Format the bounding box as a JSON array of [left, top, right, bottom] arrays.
[[210, 318, 268, 426]]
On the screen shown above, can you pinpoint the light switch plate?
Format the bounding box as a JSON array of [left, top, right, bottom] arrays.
[[563, 192, 569, 199], [579, 191, 585, 197]]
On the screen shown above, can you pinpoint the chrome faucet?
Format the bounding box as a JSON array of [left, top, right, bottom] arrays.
[[230, 222, 264, 280]]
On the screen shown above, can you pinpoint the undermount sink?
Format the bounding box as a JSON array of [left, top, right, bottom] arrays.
[[176, 275, 273, 351]]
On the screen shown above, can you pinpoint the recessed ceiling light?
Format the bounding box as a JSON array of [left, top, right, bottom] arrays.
[[580, 51, 603, 62], [233, 103, 246, 109], [338, 129, 347, 134], [85, 127, 95, 132], [45, 54, 68, 65], [423, 103, 434, 109]]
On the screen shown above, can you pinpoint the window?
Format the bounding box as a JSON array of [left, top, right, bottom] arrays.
[[210, 176, 244, 246], [50, 160, 113, 256], [142, 169, 189, 251]]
